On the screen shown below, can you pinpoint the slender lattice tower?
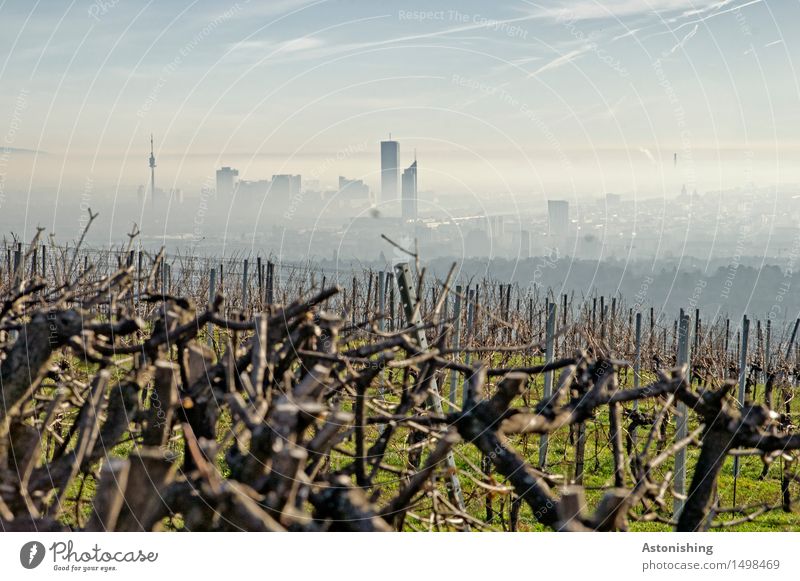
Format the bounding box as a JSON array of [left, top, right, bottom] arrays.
[[149, 134, 157, 199]]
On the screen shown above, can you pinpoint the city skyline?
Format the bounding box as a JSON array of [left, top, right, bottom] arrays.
[[2, 0, 800, 199]]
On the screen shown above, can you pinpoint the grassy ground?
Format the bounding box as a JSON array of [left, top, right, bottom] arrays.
[[51, 345, 800, 531], [341, 360, 800, 531]]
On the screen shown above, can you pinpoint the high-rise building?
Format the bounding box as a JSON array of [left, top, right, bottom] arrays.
[[380, 138, 399, 203], [401, 161, 417, 221], [547, 200, 569, 234], [216, 166, 239, 197], [270, 174, 301, 198]]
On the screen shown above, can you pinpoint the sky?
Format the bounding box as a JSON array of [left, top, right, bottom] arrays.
[[1, 0, 799, 200]]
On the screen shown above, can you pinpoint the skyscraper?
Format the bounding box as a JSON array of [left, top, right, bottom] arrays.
[[401, 160, 417, 221], [270, 174, 301, 198], [216, 166, 239, 197], [380, 137, 399, 203]]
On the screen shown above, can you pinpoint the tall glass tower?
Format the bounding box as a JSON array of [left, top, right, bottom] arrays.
[[401, 160, 417, 221], [380, 137, 399, 204]]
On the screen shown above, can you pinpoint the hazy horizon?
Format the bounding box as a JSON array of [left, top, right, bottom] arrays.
[[3, 0, 800, 200]]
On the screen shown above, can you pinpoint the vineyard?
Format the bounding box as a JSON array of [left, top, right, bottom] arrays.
[[1, 230, 800, 532]]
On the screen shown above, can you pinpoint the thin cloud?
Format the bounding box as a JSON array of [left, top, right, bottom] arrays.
[[228, 0, 325, 19], [676, 0, 735, 19], [228, 40, 271, 51], [277, 37, 324, 53], [529, 0, 727, 22], [529, 47, 588, 78], [664, 24, 698, 56], [639, 147, 657, 164], [612, 28, 642, 41], [292, 13, 543, 61], [228, 36, 324, 53], [511, 56, 544, 66], [1, 146, 47, 155], [673, 0, 764, 31]]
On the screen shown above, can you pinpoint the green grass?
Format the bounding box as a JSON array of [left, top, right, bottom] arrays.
[[40, 344, 800, 531], [338, 359, 800, 531]]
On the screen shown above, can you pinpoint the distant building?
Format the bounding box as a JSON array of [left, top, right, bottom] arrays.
[[465, 228, 490, 258], [338, 176, 370, 203], [270, 174, 301, 199], [237, 179, 271, 198], [605, 193, 621, 205], [380, 138, 399, 203], [489, 215, 505, 238], [547, 200, 569, 235], [401, 161, 417, 221], [519, 229, 531, 259], [216, 166, 239, 197]]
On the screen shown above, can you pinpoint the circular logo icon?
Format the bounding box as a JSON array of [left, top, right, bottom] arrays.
[[20, 541, 46, 569]]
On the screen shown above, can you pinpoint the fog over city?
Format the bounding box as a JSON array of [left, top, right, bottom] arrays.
[[7, 0, 800, 546], [2, 0, 800, 318]]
